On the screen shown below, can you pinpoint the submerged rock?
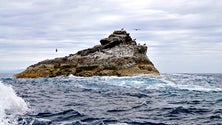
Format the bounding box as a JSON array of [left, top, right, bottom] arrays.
[[15, 30, 159, 78]]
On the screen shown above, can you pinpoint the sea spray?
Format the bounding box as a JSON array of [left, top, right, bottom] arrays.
[[0, 81, 28, 125]]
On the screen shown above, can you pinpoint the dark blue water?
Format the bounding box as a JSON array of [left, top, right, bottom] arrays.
[[1, 74, 222, 125]]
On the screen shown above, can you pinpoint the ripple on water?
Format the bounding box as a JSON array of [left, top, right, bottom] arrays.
[[1, 74, 222, 125]]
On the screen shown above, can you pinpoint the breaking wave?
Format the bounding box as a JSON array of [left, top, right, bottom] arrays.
[[0, 81, 28, 125], [68, 74, 222, 92]]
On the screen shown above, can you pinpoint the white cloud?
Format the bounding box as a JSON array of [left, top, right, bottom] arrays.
[[0, 0, 222, 73]]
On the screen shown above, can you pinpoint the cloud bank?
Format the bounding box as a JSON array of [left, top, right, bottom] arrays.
[[1, 0, 222, 73]]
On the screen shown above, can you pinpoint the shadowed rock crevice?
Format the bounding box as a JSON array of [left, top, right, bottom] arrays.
[[15, 30, 159, 78]]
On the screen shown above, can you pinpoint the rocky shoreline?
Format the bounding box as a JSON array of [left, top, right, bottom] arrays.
[[15, 30, 159, 78]]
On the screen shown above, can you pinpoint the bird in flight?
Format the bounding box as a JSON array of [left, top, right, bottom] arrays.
[[133, 28, 141, 31]]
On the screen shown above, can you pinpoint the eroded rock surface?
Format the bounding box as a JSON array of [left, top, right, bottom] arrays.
[[15, 30, 159, 78]]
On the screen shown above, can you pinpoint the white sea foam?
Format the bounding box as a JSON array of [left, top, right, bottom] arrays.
[[68, 74, 222, 92], [159, 74, 222, 92], [0, 81, 28, 125], [103, 74, 222, 92], [108, 123, 128, 125], [173, 84, 222, 92]]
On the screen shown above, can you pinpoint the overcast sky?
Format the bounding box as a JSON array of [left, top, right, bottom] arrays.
[[1, 0, 222, 73]]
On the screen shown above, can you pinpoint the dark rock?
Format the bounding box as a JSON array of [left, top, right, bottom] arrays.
[[113, 30, 127, 34], [77, 45, 102, 56], [100, 38, 111, 45], [103, 39, 122, 49], [100, 30, 135, 47]]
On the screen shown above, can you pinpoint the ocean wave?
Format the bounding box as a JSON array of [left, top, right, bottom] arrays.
[[1, 73, 222, 125], [161, 74, 222, 92], [0, 81, 28, 125], [13, 74, 221, 93], [67, 74, 222, 92]]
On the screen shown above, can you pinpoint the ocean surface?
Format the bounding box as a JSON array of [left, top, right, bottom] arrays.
[[0, 73, 222, 125]]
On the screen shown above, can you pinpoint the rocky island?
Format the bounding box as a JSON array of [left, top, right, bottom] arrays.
[[15, 30, 159, 78]]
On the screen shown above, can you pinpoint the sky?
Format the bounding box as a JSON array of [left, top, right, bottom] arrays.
[[0, 0, 222, 73]]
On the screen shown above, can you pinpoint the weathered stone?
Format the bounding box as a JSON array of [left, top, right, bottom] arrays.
[[103, 39, 122, 49], [100, 38, 111, 45], [15, 30, 159, 78], [113, 30, 127, 35]]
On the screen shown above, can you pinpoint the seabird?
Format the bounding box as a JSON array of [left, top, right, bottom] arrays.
[[133, 28, 141, 31]]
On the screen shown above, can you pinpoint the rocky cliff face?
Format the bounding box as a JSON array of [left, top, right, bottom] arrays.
[[15, 30, 159, 78]]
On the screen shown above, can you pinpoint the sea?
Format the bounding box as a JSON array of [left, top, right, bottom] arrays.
[[0, 73, 222, 125]]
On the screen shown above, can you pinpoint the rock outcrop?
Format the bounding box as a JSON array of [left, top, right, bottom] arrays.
[[15, 30, 159, 78]]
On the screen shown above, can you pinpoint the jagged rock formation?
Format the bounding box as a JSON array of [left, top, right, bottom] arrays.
[[15, 30, 159, 78]]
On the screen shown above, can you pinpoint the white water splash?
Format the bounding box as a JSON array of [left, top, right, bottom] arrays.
[[160, 74, 222, 92], [0, 81, 28, 125], [68, 74, 222, 92]]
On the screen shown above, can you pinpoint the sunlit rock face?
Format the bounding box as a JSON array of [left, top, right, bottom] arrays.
[[15, 30, 159, 78]]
